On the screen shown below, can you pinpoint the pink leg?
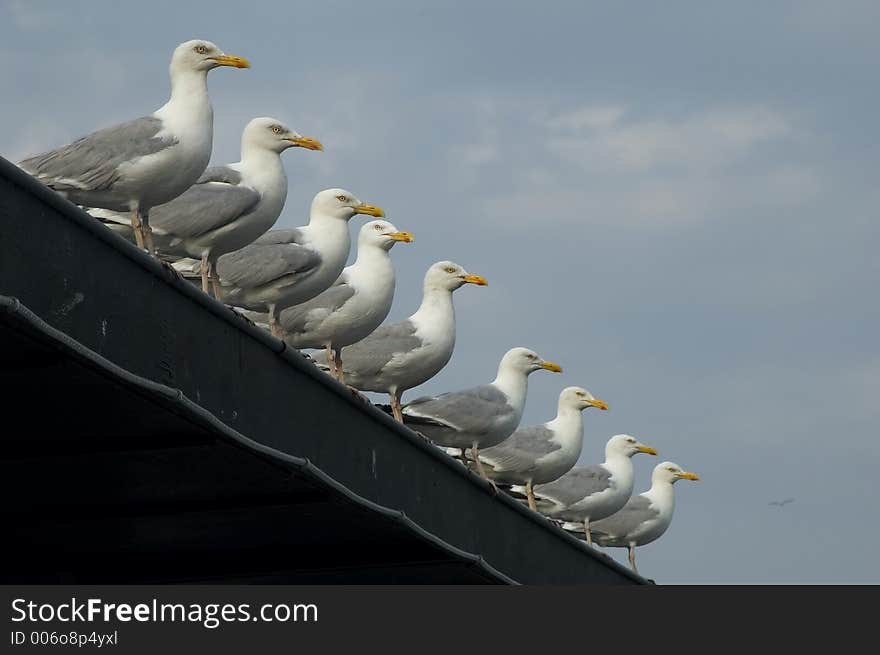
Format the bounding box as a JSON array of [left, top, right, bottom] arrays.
[[584, 519, 592, 546], [209, 261, 221, 299], [628, 545, 638, 573], [325, 344, 336, 377], [131, 208, 145, 249], [200, 255, 210, 294], [472, 444, 498, 494], [333, 348, 345, 383], [268, 305, 283, 338], [390, 392, 403, 423], [142, 211, 156, 255], [526, 479, 536, 511]]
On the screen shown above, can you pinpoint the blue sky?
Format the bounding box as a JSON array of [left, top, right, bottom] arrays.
[[2, 0, 878, 582]]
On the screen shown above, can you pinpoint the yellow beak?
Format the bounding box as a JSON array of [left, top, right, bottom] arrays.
[[462, 274, 488, 286], [288, 136, 324, 151], [386, 231, 415, 243], [355, 203, 385, 218], [679, 471, 700, 481], [586, 398, 609, 411], [637, 444, 658, 456], [540, 361, 563, 373], [211, 54, 250, 69]]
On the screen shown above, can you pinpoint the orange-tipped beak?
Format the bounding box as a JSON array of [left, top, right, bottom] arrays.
[[540, 361, 563, 373], [211, 54, 250, 68], [288, 136, 324, 151], [355, 203, 385, 218], [462, 274, 488, 286], [386, 231, 414, 243], [586, 398, 609, 411]]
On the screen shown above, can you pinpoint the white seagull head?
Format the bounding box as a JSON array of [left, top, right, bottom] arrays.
[[423, 261, 487, 292], [311, 188, 385, 222], [171, 39, 250, 74], [652, 461, 700, 485], [606, 433, 657, 458], [359, 220, 414, 251], [559, 386, 609, 412], [499, 347, 562, 376], [241, 117, 323, 155]]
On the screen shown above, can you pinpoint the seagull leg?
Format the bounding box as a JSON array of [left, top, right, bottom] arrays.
[[459, 448, 469, 466], [130, 208, 145, 250], [627, 545, 638, 574], [526, 479, 537, 511], [333, 349, 345, 384], [200, 254, 210, 294], [390, 392, 403, 423], [209, 261, 222, 299], [141, 209, 156, 255], [584, 519, 592, 546], [471, 444, 499, 494], [325, 344, 336, 378], [268, 305, 283, 338]]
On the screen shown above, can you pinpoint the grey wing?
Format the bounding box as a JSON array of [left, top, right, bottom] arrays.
[[339, 320, 423, 376], [196, 165, 242, 185], [253, 228, 306, 245], [149, 180, 260, 238], [279, 279, 357, 334], [480, 425, 559, 473], [217, 241, 321, 289], [403, 385, 511, 434], [534, 465, 613, 507], [19, 116, 172, 192], [589, 495, 658, 539]]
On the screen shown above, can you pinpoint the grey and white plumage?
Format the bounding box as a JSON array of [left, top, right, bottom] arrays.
[[216, 189, 385, 335], [318, 261, 487, 419], [277, 220, 413, 379], [478, 386, 608, 507], [92, 117, 322, 293], [402, 347, 562, 478], [520, 434, 657, 542], [19, 39, 249, 252], [585, 461, 700, 573]]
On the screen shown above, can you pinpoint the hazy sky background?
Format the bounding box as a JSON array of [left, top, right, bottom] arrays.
[[2, 0, 878, 583]]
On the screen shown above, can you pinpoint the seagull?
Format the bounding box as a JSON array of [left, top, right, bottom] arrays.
[[587, 461, 699, 574], [519, 434, 657, 543], [317, 261, 488, 419], [277, 220, 414, 380], [92, 117, 322, 294], [769, 498, 795, 507], [19, 39, 249, 254], [477, 386, 608, 510], [402, 347, 562, 481], [215, 189, 385, 335]]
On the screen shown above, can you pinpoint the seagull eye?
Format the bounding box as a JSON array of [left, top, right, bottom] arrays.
[[374, 224, 384, 230], [272, 125, 283, 134], [444, 266, 457, 274], [336, 195, 348, 202], [194, 45, 208, 55]]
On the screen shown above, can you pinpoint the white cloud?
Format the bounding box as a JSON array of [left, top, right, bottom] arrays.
[[6, 1, 63, 31], [545, 105, 791, 172], [444, 100, 810, 229], [546, 104, 626, 131]]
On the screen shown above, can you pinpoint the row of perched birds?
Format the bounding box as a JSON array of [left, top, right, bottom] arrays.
[[16, 39, 699, 576]]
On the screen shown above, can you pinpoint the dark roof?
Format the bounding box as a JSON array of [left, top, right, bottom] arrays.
[[0, 156, 646, 584]]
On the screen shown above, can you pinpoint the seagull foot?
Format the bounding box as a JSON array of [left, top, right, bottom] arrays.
[[158, 258, 184, 281], [347, 386, 370, 403], [228, 308, 258, 328]]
